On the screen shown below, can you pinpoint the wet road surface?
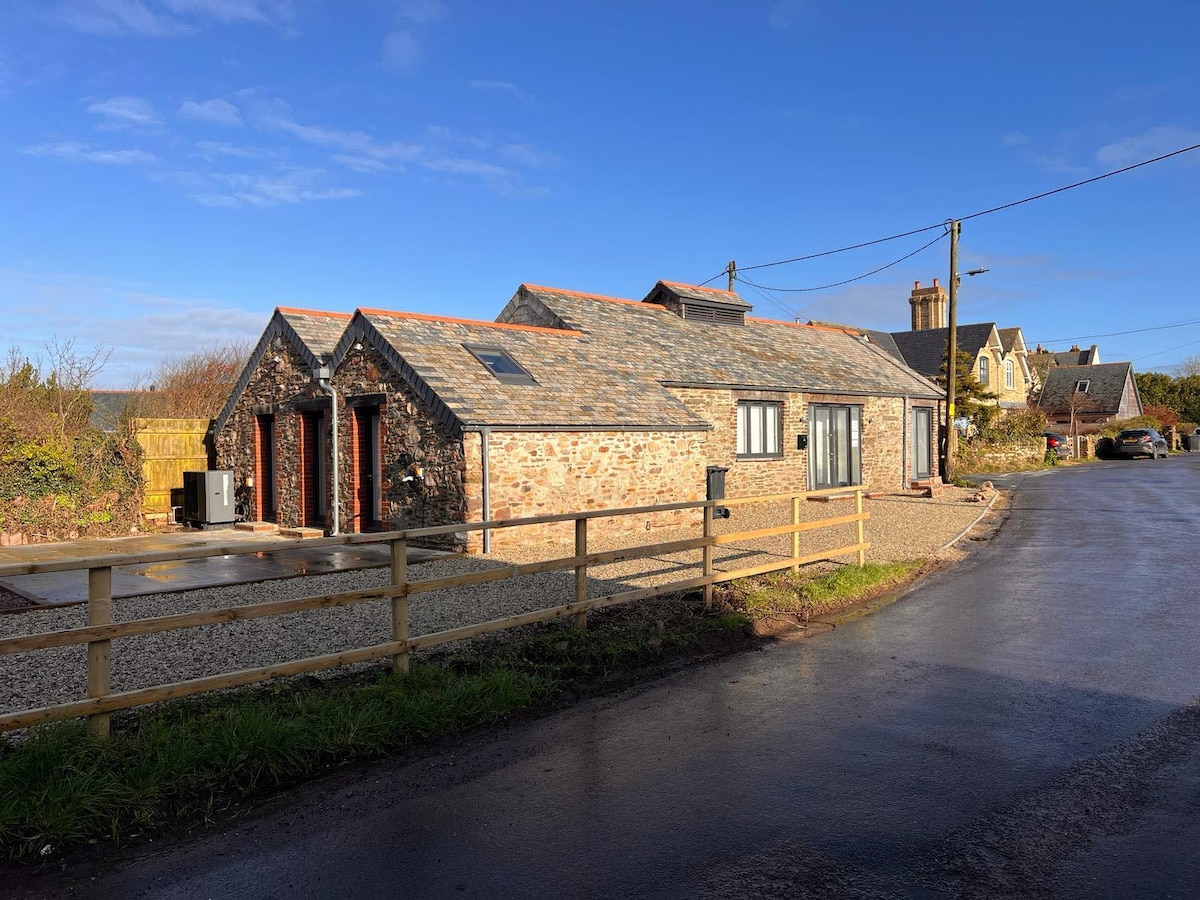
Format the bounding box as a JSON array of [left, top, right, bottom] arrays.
[[20, 455, 1200, 898]]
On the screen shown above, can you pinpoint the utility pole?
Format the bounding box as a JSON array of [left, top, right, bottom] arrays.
[[727, 260, 736, 292], [943, 220, 960, 482]]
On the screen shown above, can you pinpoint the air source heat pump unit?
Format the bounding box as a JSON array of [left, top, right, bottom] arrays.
[[182, 470, 236, 529]]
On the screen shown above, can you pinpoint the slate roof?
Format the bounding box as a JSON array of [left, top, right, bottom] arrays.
[[213, 307, 353, 436], [997, 328, 1023, 354], [349, 308, 707, 430], [89, 390, 145, 431], [650, 281, 753, 310], [859, 329, 904, 362], [888, 323, 998, 378], [1036, 362, 1136, 417], [1052, 345, 1100, 366], [277, 307, 352, 361], [501, 285, 942, 400], [218, 283, 943, 435]]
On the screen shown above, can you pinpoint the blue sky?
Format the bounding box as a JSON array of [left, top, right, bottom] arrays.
[[2, 0, 1199, 388]]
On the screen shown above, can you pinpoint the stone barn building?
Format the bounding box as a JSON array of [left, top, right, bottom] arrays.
[[213, 281, 944, 551]]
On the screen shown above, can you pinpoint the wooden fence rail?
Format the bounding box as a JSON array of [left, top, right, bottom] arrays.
[[0, 489, 869, 736]]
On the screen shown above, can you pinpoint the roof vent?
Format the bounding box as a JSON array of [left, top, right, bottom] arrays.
[[642, 280, 752, 326]]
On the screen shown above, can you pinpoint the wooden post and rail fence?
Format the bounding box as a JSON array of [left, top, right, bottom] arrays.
[[0, 488, 869, 738]]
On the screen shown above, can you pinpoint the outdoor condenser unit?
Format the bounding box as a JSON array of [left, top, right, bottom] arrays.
[[182, 470, 236, 528]]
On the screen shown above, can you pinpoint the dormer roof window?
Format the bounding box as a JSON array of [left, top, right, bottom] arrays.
[[642, 280, 752, 326]]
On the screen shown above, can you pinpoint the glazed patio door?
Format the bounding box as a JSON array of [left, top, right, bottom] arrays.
[[809, 404, 862, 490], [913, 407, 932, 481]]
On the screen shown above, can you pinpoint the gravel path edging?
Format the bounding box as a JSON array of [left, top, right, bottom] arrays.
[[936, 489, 1001, 554]]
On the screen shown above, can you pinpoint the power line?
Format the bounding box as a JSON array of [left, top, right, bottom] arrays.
[[1031, 317, 1200, 346], [740, 279, 802, 320], [736, 230, 948, 293], [1133, 338, 1200, 363], [696, 269, 728, 288], [735, 140, 1200, 274]]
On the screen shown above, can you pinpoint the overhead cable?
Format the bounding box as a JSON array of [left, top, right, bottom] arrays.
[[736, 140, 1200, 274], [735, 230, 948, 293]]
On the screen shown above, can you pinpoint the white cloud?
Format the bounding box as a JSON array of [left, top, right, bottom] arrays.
[[87, 95, 162, 129], [469, 79, 528, 102], [23, 140, 157, 165], [0, 267, 266, 389], [54, 0, 186, 37], [191, 139, 274, 159], [52, 0, 293, 36], [498, 143, 560, 169], [178, 98, 243, 127], [394, 0, 444, 24], [1095, 125, 1200, 167], [332, 154, 397, 174], [160, 0, 293, 25], [166, 166, 363, 208], [381, 30, 422, 69], [768, 0, 805, 29], [238, 92, 557, 199]]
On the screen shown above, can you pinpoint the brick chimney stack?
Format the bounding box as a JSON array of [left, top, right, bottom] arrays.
[[909, 277, 948, 330]]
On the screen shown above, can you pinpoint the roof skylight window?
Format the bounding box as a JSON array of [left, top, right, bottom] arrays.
[[465, 345, 536, 385]]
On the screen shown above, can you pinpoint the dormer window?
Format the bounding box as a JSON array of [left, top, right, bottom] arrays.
[[1075, 380, 1090, 393], [465, 345, 536, 385]]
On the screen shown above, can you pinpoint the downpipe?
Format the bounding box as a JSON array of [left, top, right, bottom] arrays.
[[314, 367, 340, 536], [481, 427, 491, 554]]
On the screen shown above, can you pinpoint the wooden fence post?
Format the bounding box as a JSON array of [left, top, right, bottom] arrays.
[[574, 518, 588, 629], [703, 505, 714, 609], [87, 566, 112, 739], [391, 538, 409, 675], [855, 490, 866, 567], [791, 495, 801, 572]]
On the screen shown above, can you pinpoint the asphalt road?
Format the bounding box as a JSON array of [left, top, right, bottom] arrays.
[[19, 455, 1200, 899]]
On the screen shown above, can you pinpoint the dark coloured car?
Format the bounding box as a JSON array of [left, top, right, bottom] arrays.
[[1114, 428, 1169, 460], [1043, 431, 1070, 459]]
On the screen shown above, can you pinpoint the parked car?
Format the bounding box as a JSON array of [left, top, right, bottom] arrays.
[[1114, 428, 1169, 460], [1043, 431, 1070, 459]]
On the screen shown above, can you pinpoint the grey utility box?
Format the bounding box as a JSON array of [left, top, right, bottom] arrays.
[[182, 470, 236, 528]]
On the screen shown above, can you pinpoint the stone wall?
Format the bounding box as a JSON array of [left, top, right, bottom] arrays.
[[462, 429, 708, 552], [671, 387, 931, 494], [333, 342, 469, 546], [215, 334, 323, 528], [216, 336, 469, 545]]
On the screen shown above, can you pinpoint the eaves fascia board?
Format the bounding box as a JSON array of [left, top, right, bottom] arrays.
[[212, 313, 327, 437]]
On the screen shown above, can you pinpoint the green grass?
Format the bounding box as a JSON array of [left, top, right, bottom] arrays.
[[0, 598, 748, 861], [716, 561, 922, 619]]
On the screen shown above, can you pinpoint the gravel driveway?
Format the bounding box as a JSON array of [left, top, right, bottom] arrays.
[[0, 487, 993, 718]]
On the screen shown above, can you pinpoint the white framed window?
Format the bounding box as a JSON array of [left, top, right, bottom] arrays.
[[979, 357, 990, 385], [1076, 380, 1090, 393], [1004, 359, 1015, 390], [736, 401, 782, 458]]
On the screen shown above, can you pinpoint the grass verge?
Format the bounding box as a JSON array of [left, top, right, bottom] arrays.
[[0, 561, 921, 863], [715, 561, 923, 619]]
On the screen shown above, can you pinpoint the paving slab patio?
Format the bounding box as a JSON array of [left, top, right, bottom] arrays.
[[0, 529, 450, 607]]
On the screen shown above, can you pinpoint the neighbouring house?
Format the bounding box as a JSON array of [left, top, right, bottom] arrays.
[[863, 280, 1034, 410], [1027, 343, 1102, 398], [213, 281, 944, 551], [1034, 362, 1143, 433]]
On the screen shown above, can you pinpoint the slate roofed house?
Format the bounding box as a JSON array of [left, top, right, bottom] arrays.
[[866, 280, 1034, 410], [214, 281, 944, 551], [1034, 362, 1142, 434]]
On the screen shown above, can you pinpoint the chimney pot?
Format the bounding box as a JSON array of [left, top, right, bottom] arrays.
[[933, 277, 939, 288], [914, 281, 920, 290]]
